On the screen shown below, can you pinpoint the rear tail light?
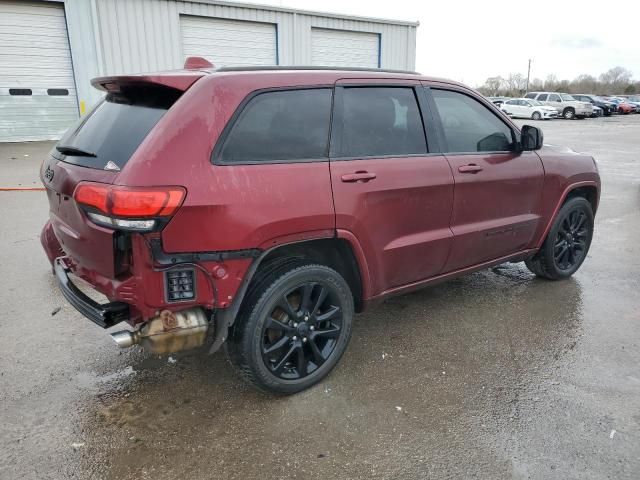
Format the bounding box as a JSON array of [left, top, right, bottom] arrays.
[[74, 182, 186, 232]]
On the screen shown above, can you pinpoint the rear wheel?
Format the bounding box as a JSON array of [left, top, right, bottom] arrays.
[[525, 197, 594, 280], [563, 107, 575, 119], [531, 111, 542, 120], [226, 262, 354, 394]]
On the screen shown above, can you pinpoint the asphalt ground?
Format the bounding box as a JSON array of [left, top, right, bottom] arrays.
[[1, 115, 639, 479]]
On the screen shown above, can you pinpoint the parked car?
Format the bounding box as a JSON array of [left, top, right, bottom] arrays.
[[590, 105, 603, 117], [524, 92, 593, 119], [571, 94, 616, 116], [500, 98, 559, 119], [487, 96, 511, 107], [608, 97, 636, 114], [622, 97, 640, 113], [40, 61, 601, 394]]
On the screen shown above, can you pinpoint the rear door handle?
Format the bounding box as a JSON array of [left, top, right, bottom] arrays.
[[341, 171, 377, 183], [458, 164, 483, 174]]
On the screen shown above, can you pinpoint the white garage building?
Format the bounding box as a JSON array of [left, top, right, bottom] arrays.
[[0, 0, 418, 142]]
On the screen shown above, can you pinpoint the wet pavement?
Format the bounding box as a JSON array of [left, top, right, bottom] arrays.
[[1, 116, 639, 479]]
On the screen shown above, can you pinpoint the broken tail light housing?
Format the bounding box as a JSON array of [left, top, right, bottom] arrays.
[[74, 182, 186, 232]]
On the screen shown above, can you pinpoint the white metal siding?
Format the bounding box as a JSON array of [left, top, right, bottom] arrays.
[[0, 1, 78, 142], [311, 28, 379, 68], [91, 0, 416, 75], [180, 15, 277, 67]]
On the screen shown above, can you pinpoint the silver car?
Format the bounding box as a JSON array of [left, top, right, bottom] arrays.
[[524, 92, 593, 119]]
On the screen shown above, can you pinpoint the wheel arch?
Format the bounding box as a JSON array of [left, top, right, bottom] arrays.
[[535, 181, 599, 248], [218, 235, 369, 332]]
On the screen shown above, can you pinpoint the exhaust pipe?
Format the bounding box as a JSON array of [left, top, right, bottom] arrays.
[[110, 330, 138, 348], [110, 308, 208, 354]]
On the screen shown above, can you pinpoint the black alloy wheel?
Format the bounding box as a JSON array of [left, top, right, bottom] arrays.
[[553, 209, 589, 271], [261, 281, 344, 380], [525, 197, 594, 280], [226, 262, 353, 394]]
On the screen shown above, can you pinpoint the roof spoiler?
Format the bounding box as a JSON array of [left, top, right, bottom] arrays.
[[91, 72, 205, 93]]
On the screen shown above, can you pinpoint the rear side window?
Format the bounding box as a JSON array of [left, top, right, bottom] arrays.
[[56, 85, 180, 170], [333, 87, 426, 158], [431, 89, 513, 153], [219, 89, 332, 163], [524, 93, 536, 99]]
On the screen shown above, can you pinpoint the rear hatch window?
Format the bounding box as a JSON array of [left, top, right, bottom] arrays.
[[54, 85, 181, 170]]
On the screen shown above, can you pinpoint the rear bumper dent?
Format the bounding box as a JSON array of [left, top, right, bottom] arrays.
[[54, 258, 129, 328]]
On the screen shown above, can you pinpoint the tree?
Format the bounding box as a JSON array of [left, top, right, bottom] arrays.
[[624, 84, 636, 95], [544, 74, 559, 91], [571, 74, 598, 94], [599, 67, 633, 94], [505, 73, 527, 95], [481, 76, 505, 96]]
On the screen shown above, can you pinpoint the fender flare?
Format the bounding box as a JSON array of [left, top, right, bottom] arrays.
[[535, 180, 599, 248], [213, 230, 372, 339]]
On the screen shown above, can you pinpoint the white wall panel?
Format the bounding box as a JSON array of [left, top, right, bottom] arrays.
[[180, 15, 276, 67], [311, 28, 379, 68], [0, 1, 79, 142]]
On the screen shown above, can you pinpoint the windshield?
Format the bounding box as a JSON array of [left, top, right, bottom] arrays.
[[56, 85, 181, 170], [560, 94, 575, 101]]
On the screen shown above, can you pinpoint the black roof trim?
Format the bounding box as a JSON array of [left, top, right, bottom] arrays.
[[215, 65, 421, 75]]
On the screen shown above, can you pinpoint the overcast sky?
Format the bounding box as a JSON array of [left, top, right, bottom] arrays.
[[260, 0, 640, 87]]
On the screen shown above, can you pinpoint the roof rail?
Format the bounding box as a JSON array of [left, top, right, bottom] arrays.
[[215, 65, 421, 75]]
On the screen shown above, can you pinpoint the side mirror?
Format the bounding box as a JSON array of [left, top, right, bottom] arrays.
[[520, 125, 543, 151]]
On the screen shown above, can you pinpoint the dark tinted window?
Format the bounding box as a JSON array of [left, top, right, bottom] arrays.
[[432, 89, 513, 153], [220, 89, 332, 163], [548, 94, 561, 102], [334, 87, 426, 158], [524, 93, 536, 99], [538, 94, 548, 101], [56, 85, 180, 170]]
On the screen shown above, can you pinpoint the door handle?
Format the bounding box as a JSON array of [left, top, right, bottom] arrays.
[[341, 171, 377, 183], [458, 164, 483, 174]]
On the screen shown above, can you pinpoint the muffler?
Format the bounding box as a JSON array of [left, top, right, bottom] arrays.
[[110, 308, 208, 354]]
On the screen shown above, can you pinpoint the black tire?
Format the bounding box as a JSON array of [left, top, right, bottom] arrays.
[[531, 111, 542, 120], [226, 261, 354, 395], [563, 107, 575, 119], [525, 197, 594, 280]]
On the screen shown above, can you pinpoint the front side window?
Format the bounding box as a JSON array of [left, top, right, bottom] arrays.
[[219, 88, 332, 163], [333, 87, 427, 158], [538, 94, 549, 101], [524, 93, 536, 99], [431, 89, 513, 153], [548, 94, 561, 102]]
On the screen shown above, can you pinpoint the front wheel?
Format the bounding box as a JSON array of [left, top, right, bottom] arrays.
[[563, 107, 575, 119], [226, 262, 354, 394], [525, 197, 594, 280], [531, 111, 542, 120]]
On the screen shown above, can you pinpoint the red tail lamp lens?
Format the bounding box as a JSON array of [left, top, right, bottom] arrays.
[[110, 189, 184, 217], [74, 183, 185, 218], [74, 184, 108, 213]]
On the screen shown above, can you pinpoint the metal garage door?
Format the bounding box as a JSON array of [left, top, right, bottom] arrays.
[[181, 16, 277, 67], [0, 1, 78, 142], [311, 28, 380, 68]]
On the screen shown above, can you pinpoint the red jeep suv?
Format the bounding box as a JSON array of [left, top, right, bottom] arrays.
[[40, 62, 600, 394]]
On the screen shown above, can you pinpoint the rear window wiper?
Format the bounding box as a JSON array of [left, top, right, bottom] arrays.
[[56, 145, 97, 157]]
